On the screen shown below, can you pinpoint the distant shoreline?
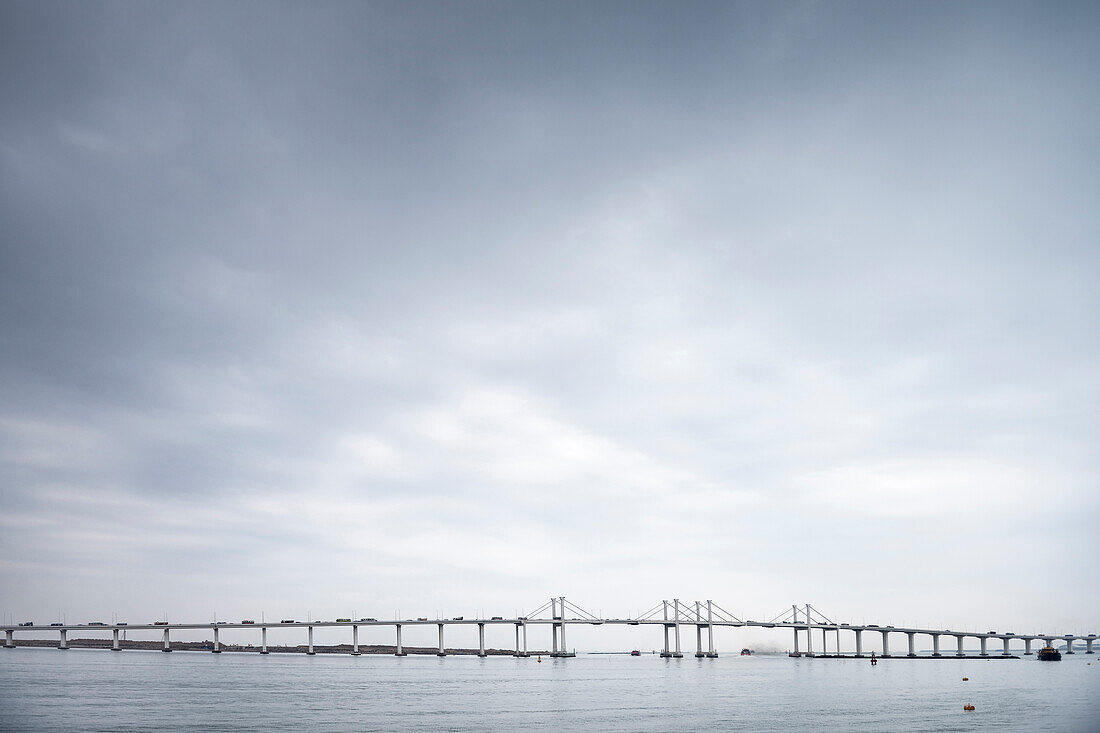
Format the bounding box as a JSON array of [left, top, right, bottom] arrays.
[[3, 639, 546, 655]]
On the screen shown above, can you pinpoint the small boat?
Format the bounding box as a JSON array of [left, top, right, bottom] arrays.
[[1037, 645, 1062, 661], [740, 648, 752, 656], [630, 650, 641, 656]]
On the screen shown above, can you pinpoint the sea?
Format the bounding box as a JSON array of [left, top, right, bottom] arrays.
[[1, 648, 1097, 732]]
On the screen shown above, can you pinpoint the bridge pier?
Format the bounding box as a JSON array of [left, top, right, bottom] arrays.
[[59, 629, 69, 650], [906, 631, 916, 657], [1087, 638, 1094, 654], [437, 623, 446, 656], [514, 622, 528, 657], [212, 626, 221, 653], [804, 605, 814, 657], [551, 598, 560, 657], [559, 598, 571, 656], [261, 626, 269, 654], [112, 628, 120, 651], [932, 633, 940, 657], [395, 624, 405, 656], [879, 630, 889, 657], [1065, 636, 1075, 654], [4, 630, 12, 648], [352, 625, 360, 655], [307, 626, 315, 655], [694, 602, 705, 657], [1024, 638, 1032, 655], [672, 599, 683, 658], [980, 636, 988, 657], [956, 635, 964, 657], [854, 628, 863, 657], [706, 600, 717, 657], [161, 628, 171, 652], [660, 600, 672, 657], [478, 623, 487, 658], [1001, 637, 1011, 657]]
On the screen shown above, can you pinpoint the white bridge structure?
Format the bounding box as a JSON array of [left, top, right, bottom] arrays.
[[3, 597, 1095, 658]]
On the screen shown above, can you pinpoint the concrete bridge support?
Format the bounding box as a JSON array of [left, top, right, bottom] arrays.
[[672, 599, 682, 658], [880, 630, 889, 657], [956, 635, 965, 657], [436, 623, 446, 656], [212, 626, 221, 653], [261, 626, 269, 654], [805, 605, 813, 657], [478, 623, 487, 658], [1087, 638, 1094, 654], [791, 606, 800, 656], [307, 626, 315, 655], [706, 600, 717, 657], [395, 624, 405, 656], [161, 628, 170, 652], [1001, 637, 1011, 657], [1065, 636, 1075, 654], [1024, 638, 1032, 655], [560, 601, 569, 655], [980, 636, 988, 657], [854, 628, 863, 657], [906, 632, 916, 657], [932, 634, 941, 657], [4, 630, 12, 648], [514, 623, 528, 657], [352, 625, 360, 655], [112, 628, 120, 651], [551, 598, 560, 657], [59, 629, 69, 650]]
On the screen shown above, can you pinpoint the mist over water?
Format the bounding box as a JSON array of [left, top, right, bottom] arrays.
[[1, 648, 1097, 732]]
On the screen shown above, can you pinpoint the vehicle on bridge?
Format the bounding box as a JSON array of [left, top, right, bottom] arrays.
[[359, 618, 376, 622], [154, 621, 168, 625], [50, 623, 63, 627], [336, 618, 351, 623], [281, 620, 295, 624], [19, 622, 32, 627], [242, 620, 255, 624]]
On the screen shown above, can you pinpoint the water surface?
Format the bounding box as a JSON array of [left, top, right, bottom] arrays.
[[1, 648, 1097, 731]]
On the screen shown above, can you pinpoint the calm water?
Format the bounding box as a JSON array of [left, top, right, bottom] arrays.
[[1, 648, 1097, 732]]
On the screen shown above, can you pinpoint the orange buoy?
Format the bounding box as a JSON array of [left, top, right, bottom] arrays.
[[963, 705, 975, 711], [962, 677, 969, 681]]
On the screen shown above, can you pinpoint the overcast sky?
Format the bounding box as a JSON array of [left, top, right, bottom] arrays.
[[1, 1, 1097, 650]]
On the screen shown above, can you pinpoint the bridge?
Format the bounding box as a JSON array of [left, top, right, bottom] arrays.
[[4, 597, 1095, 658]]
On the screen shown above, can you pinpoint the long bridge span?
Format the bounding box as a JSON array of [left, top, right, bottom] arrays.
[[4, 597, 1095, 658]]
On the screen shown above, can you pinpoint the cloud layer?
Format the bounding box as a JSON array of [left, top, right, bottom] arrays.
[[1, 1, 1098, 644]]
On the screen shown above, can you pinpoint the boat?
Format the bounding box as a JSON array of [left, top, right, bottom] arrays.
[[630, 650, 641, 656], [1037, 645, 1062, 661], [740, 648, 752, 656]]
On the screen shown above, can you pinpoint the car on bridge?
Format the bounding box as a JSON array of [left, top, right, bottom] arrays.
[[118, 623, 127, 626], [336, 618, 352, 623], [19, 622, 33, 626], [50, 623, 64, 627], [452, 617, 464, 620], [89, 622, 106, 626], [359, 618, 376, 622], [281, 619, 295, 623], [242, 620, 255, 624], [154, 621, 168, 625], [417, 617, 428, 621], [491, 616, 503, 620]]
